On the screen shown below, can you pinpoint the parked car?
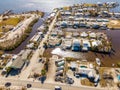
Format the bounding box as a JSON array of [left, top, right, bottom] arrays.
[[54, 86, 62, 90], [38, 58, 42, 62], [27, 84, 32, 88], [65, 77, 74, 84], [5, 82, 11, 87]]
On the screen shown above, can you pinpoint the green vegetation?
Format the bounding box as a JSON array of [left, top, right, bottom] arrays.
[[27, 51, 33, 60], [117, 62, 120, 67], [81, 79, 94, 86], [65, 57, 76, 61], [33, 73, 40, 78], [99, 79, 107, 87], [41, 69, 46, 76], [27, 10, 44, 18], [0, 18, 39, 51], [44, 58, 49, 72], [0, 17, 24, 27], [0, 51, 4, 57], [98, 68, 107, 87], [0, 16, 25, 38], [5, 67, 12, 73]]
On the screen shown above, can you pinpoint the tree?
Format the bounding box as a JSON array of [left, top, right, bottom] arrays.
[[41, 69, 46, 76], [5, 67, 11, 73], [0, 51, 4, 57]]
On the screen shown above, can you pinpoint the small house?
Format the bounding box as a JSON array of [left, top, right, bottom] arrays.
[[89, 32, 96, 38], [70, 62, 77, 71], [72, 39, 81, 51], [80, 32, 88, 38], [61, 21, 68, 28]]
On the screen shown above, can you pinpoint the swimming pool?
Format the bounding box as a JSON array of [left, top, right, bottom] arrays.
[[117, 75, 120, 81], [80, 66, 87, 68]]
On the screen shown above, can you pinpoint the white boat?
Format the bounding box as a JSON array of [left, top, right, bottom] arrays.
[[96, 58, 101, 66]]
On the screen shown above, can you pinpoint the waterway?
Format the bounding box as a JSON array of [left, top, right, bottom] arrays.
[[6, 12, 49, 54]]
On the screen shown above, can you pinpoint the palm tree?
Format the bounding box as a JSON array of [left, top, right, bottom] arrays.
[[41, 69, 46, 76]]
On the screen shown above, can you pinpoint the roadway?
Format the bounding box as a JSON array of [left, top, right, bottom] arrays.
[[19, 11, 59, 80], [0, 77, 107, 90]]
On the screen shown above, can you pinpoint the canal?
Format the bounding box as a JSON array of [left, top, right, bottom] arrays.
[[6, 12, 49, 54]]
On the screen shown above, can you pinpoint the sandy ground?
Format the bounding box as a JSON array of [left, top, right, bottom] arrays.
[[108, 20, 120, 29]]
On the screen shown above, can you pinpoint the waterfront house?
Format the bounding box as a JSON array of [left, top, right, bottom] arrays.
[[68, 21, 73, 27], [100, 23, 108, 30], [64, 39, 72, 49], [56, 60, 65, 67], [51, 31, 58, 36], [79, 22, 86, 27], [72, 32, 79, 37], [26, 43, 34, 49], [75, 12, 83, 17], [70, 62, 77, 71], [57, 31, 64, 37], [30, 33, 41, 42], [77, 68, 96, 78], [73, 21, 79, 28], [91, 41, 98, 47], [80, 32, 88, 38], [10, 50, 32, 72], [56, 66, 64, 72], [89, 32, 96, 39], [114, 13, 120, 18], [64, 11, 72, 16], [97, 2, 103, 7], [96, 19, 103, 22], [72, 39, 81, 51], [61, 21, 68, 28], [100, 11, 111, 17], [82, 40, 91, 51], [77, 9, 83, 13], [48, 37, 61, 47], [92, 23, 100, 29], [56, 21, 61, 27], [50, 12, 56, 17], [68, 16, 74, 21]]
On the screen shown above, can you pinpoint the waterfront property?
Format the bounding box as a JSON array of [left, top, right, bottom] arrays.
[[1, 50, 32, 75], [72, 39, 81, 51], [55, 3, 120, 30]]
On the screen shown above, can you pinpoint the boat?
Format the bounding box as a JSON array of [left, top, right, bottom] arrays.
[[96, 58, 101, 66]]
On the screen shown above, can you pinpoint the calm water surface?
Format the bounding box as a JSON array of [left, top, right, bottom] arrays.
[[0, 0, 120, 13]]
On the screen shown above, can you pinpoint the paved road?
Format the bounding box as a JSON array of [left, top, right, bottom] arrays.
[[19, 11, 59, 80], [0, 77, 108, 90]]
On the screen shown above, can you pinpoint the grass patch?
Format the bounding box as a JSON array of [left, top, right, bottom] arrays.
[[83, 3, 97, 7], [98, 68, 108, 87], [81, 78, 94, 86], [0, 17, 24, 27]]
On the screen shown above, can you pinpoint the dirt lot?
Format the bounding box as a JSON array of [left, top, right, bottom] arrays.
[[108, 20, 120, 29]]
